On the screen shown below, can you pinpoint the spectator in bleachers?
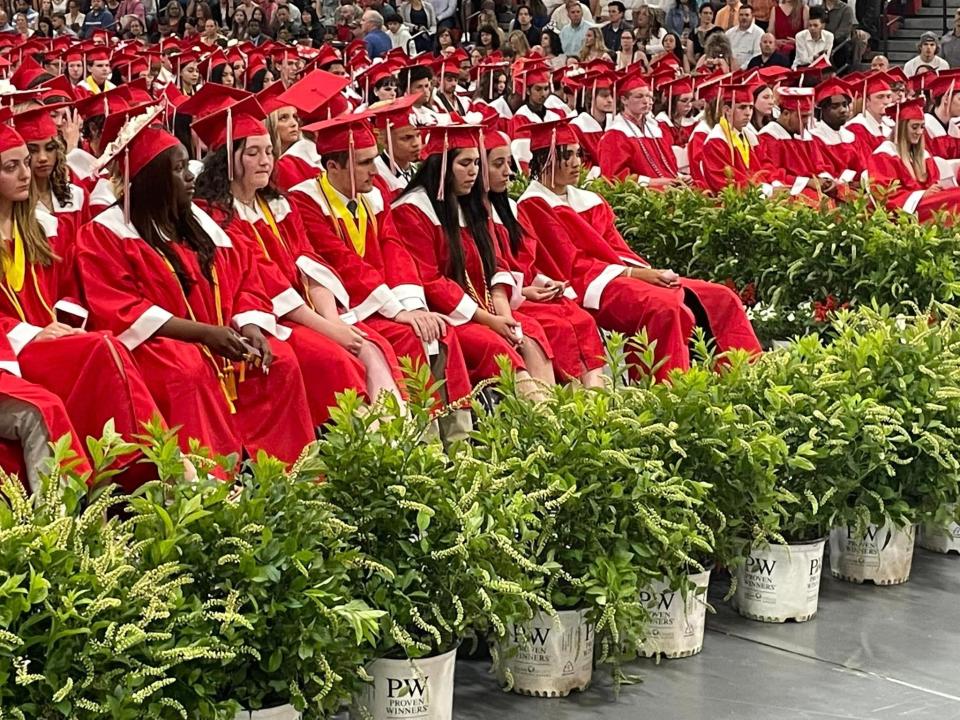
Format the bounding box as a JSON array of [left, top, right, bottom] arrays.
[[632, 4, 665, 55], [508, 29, 531, 55], [696, 30, 735, 71], [769, 0, 807, 56], [603, 1, 631, 51], [941, 8, 960, 67], [512, 5, 541, 47], [904, 32, 950, 76], [398, 0, 437, 53], [688, 3, 722, 63], [579, 26, 612, 61], [434, 25, 455, 54], [431, 0, 457, 30], [726, 4, 763, 68], [746, 31, 791, 67], [478, 24, 501, 51], [560, 0, 594, 55], [540, 27, 567, 67], [665, 0, 695, 37], [715, 0, 741, 30], [793, 5, 833, 68], [615, 27, 645, 68], [551, 0, 591, 30]]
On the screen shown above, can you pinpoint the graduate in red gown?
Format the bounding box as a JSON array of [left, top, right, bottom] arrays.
[[77, 116, 315, 464], [844, 72, 894, 162], [13, 105, 89, 243], [516, 118, 761, 380], [597, 72, 682, 185], [923, 73, 960, 161], [484, 128, 608, 387], [754, 87, 841, 202], [810, 78, 864, 184], [287, 113, 475, 406], [866, 98, 960, 221], [190, 95, 405, 425], [0, 125, 164, 490], [570, 71, 616, 168], [369, 94, 421, 201], [697, 84, 772, 194], [391, 123, 558, 397]]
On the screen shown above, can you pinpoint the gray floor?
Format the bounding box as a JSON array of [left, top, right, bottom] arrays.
[[454, 549, 960, 719]]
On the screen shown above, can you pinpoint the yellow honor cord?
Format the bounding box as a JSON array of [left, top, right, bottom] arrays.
[[720, 117, 750, 167], [3, 220, 25, 293], [319, 173, 368, 257]]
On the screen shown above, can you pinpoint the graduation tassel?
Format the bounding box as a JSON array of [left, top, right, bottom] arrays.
[[385, 119, 399, 175], [348, 128, 356, 199], [226, 105, 234, 181], [437, 133, 449, 201], [122, 148, 131, 225], [547, 127, 557, 189], [479, 129, 489, 193]]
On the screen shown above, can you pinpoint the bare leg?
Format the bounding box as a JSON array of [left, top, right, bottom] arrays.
[[357, 340, 406, 412], [580, 366, 607, 389], [518, 340, 555, 402]]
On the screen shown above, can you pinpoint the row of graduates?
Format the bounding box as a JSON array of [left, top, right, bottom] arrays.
[[532, 58, 960, 220], [0, 83, 763, 490]]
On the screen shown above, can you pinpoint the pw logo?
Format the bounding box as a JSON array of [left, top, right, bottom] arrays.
[[745, 556, 777, 575], [638, 590, 676, 611], [513, 625, 552, 645], [386, 677, 429, 699]]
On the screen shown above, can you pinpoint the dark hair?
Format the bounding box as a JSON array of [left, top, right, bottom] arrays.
[[739, 2, 752, 11], [540, 28, 561, 55], [664, 31, 684, 62], [247, 66, 270, 92], [529, 146, 551, 180], [130, 145, 216, 293], [608, 1, 626, 12], [194, 140, 281, 223], [399, 64, 433, 93], [367, 75, 397, 104], [478, 23, 501, 49], [488, 189, 523, 255], [473, 69, 506, 101], [319, 150, 350, 169], [808, 5, 826, 21], [210, 62, 232, 84], [401, 150, 497, 288]]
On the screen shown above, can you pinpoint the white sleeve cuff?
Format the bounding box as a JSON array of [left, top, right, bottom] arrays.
[[583, 265, 627, 310], [446, 294, 478, 326], [761, 183, 774, 197], [509, 271, 525, 310], [490, 271, 516, 288], [53, 299, 89, 329], [232, 310, 292, 341], [637, 175, 652, 186], [903, 189, 926, 215], [353, 284, 403, 321], [271, 287, 304, 318], [619, 255, 650, 268], [118, 305, 173, 350], [8, 322, 44, 356], [790, 176, 809, 196], [392, 284, 428, 311], [0, 360, 22, 377], [66, 147, 99, 180], [296, 255, 351, 309], [839, 169, 857, 183]]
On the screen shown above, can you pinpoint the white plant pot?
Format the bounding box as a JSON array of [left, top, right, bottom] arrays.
[[354, 647, 457, 720], [918, 506, 960, 554], [734, 539, 825, 623], [497, 608, 594, 697], [235, 705, 300, 720], [637, 569, 711, 659], [829, 522, 916, 585], [770, 340, 791, 351]]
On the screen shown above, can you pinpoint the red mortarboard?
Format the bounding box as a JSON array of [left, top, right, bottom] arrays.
[[12, 103, 60, 143], [39, 74, 76, 103], [302, 112, 376, 155], [815, 78, 852, 105], [617, 68, 650, 96], [72, 85, 128, 119], [927, 69, 960, 98], [368, 92, 419, 132], [719, 83, 753, 104], [256, 80, 290, 114], [777, 86, 815, 113], [9, 57, 47, 90], [886, 97, 925, 122], [519, 117, 577, 152], [199, 47, 230, 80], [191, 95, 267, 151], [277, 70, 350, 123], [98, 101, 161, 151], [0, 125, 23, 154], [312, 45, 343, 70], [513, 66, 550, 95], [421, 123, 480, 158], [886, 66, 908, 86], [176, 83, 250, 116], [98, 105, 177, 180], [865, 71, 893, 96], [85, 46, 111, 63]]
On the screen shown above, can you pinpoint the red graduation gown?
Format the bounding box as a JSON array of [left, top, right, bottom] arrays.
[[686, 120, 711, 187], [2, 211, 161, 489], [0, 334, 91, 485], [923, 113, 960, 161], [391, 187, 549, 382], [866, 141, 960, 221], [77, 204, 314, 464], [197, 196, 374, 426], [289, 177, 472, 401], [810, 121, 863, 183], [844, 113, 891, 165], [491, 201, 607, 380], [697, 124, 770, 193], [274, 138, 323, 193], [516, 181, 761, 379], [571, 112, 607, 167], [754, 123, 832, 203], [598, 114, 678, 182]]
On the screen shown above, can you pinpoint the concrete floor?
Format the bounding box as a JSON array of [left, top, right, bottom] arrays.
[[453, 549, 960, 720]]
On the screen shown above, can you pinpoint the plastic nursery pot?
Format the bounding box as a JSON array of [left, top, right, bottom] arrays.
[[829, 522, 916, 585], [637, 568, 711, 659], [919, 506, 960, 555], [353, 647, 457, 720], [734, 539, 826, 623], [235, 705, 301, 720], [497, 608, 594, 698]]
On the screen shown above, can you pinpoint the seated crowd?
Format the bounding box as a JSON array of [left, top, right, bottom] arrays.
[[0, 0, 955, 491]]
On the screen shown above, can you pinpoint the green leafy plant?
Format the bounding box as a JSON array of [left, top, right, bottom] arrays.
[[127, 423, 383, 717], [311, 367, 551, 662], [0, 430, 232, 720]]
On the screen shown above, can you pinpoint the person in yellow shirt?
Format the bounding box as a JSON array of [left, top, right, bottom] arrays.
[[715, 0, 741, 30]]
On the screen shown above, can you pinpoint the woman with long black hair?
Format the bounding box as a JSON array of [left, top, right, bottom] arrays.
[[391, 125, 556, 398], [191, 99, 407, 422], [77, 116, 314, 463], [484, 130, 607, 387]]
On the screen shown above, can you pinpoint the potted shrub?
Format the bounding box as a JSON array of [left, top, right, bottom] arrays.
[[471, 349, 713, 685], [128, 423, 384, 719], [311, 371, 551, 719], [0, 432, 234, 719]]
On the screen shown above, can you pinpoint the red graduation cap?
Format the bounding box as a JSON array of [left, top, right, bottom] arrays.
[[85, 45, 111, 64], [9, 56, 47, 90], [513, 65, 550, 96], [98, 101, 161, 151], [11, 103, 61, 143], [277, 70, 351, 123], [255, 80, 289, 114], [617, 68, 651, 96], [311, 45, 344, 71], [368, 92, 419, 132], [777, 86, 815, 113], [72, 85, 129, 120], [886, 97, 925, 123], [719, 83, 754, 104], [302, 112, 376, 198], [421, 122, 483, 198], [926, 69, 960, 99], [865, 71, 893, 97], [192, 95, 267, 179], [815, 77, 852, 105], [518, 116, 577, 152], [885, 66, 908, 86], [38, 74, 76, 103], [0, 125, 24, 154], [199, 47, 230, 81], [176, 83, 250, 117]]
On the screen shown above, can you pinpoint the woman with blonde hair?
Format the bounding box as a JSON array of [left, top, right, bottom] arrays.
[[695, 31, 736, 72], [507, 29, 530, 55], [578, 26, 612, 62], [867, 98, 960, 221]]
